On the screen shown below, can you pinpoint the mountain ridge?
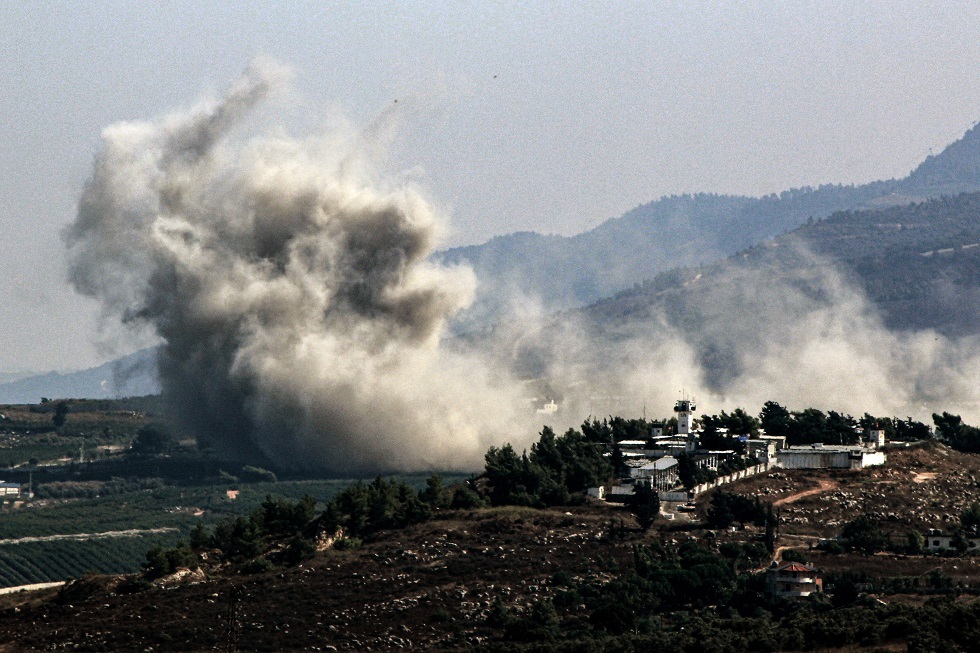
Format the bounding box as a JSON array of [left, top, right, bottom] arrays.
[[437, 121, 980, 325], [0, 349, 159, 405]]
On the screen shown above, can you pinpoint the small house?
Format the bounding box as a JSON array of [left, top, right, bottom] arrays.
[[766, 561, 823, 598]]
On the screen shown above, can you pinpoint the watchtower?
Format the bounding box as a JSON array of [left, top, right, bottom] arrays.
[[674, 396, 697, 453]]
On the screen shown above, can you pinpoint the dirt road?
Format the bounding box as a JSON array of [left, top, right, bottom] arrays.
[[0, 527, 178, 546], [772, 479, 838, 507]]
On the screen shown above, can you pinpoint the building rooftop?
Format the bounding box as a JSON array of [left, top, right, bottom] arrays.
[[781, 444, 876, 453], [771, 561, 818, 573], [639, 456, 678, 471]]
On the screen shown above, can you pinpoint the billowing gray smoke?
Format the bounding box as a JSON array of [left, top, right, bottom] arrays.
[[66, 62, 527, 473], [66, 63, 979, 474]]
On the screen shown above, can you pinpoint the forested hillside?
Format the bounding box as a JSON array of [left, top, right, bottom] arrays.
[[438, 121, 980, 326], [596, 192, 980, 338]]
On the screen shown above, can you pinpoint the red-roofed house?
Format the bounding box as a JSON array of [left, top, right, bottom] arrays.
[[766, 561, 823, 598]]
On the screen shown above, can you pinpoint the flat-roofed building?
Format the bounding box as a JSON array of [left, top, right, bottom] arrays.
[[777, 444, 886, 470], [630, 456, 680, 491]]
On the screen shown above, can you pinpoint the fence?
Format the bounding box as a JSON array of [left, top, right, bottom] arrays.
[[690, 462, 770, 496]]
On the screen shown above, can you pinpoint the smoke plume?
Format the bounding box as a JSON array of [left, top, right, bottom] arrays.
[[66, 62, 527, 473], [67, 63, 979, 475], [521, 246, 980, 427]]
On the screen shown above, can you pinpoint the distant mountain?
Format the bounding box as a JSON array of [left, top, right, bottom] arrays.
[[899, 122, 980, 195], [594, 192, 980, 335], [0, 348, 159, 404], [571, 192, 980, 391], [438, 121, 980, 325]]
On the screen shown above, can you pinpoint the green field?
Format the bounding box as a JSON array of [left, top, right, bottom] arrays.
[[0, 534, 186, 587], [0, 474, 469, 587], [0, 399, 473, 587]]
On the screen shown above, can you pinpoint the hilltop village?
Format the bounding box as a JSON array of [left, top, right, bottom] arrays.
[[595, 396, 888, 507]]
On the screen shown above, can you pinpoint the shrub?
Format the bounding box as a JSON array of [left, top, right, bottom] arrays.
[[142, 543, 198, 580], [240, 465, 277, 483], [240, 557, 275, 574], [283, 534, 316, 565], [332, 536, 362, 551]]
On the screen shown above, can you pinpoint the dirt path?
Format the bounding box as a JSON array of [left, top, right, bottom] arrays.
[[0, 527, 178, 546], [772, 479, 838, 507], [0, 582, 65, 595]]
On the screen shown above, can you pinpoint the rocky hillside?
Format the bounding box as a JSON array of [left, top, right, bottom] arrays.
[[2, 444, 980, 652]]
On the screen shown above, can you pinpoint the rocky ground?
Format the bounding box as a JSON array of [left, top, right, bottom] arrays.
[[0, 441, 978, 652], [0, 505, 642, 652], [731, 443, 980, 538]]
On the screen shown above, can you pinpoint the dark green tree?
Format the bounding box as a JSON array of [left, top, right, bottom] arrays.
[[759, 401, 792, 437], [933, 412, 980, 453], [961, 502, 980, 530], [254, 494, 315, 537], [52, 402, 69, 430], [629, 483, 660, 531], [420, 474, 453, 509], [131, 424, 176, 454], [143, 543, 198, 579], [841, 515, 889, 554]]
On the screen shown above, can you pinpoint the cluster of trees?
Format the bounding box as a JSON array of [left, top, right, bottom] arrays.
[[318, 476, 442, 543], [759, 402, 864, 445], [580, 416, 668, 444], [698, 409, 759, 449], [676, 454, 715, 489], [139, 423, 619, 578], [143, 473, 496, 578], [933, 412, 980, 453], [130, 424, 178, 455], [489, 541, 744, 644], [34, 477, 165, 500], [483, 539, 980, 653], [859, 414, 932, 442], [758, 401, 937, 447], [483, 426, 612, 507], [144, 494, 319, 578], [705, 491, 777, 552], [827, 504, 980, 557]]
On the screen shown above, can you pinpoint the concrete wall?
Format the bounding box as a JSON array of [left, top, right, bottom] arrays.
[[691, 463, 770, 496]]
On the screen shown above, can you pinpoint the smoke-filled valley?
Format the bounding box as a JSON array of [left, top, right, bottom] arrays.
[[61, 64, 980, 475]]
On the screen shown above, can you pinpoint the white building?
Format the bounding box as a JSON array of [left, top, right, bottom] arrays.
[[924, 530, 980, 553], [867, 428, 886, 449], [776, 444, 886, 470], [746, 439, 776, 463], [630, 456, 680, 491]]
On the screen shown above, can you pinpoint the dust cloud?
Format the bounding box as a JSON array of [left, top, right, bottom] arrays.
[[66, 62, 529, 474], [523, 249, 980, 427], [67, 63, 979, 474]]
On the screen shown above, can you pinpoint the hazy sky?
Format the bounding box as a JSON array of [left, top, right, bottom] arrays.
[[3, 0, 980, 373]]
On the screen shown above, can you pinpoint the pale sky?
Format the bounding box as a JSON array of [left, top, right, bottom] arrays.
[[2, 0, 980, 372]]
